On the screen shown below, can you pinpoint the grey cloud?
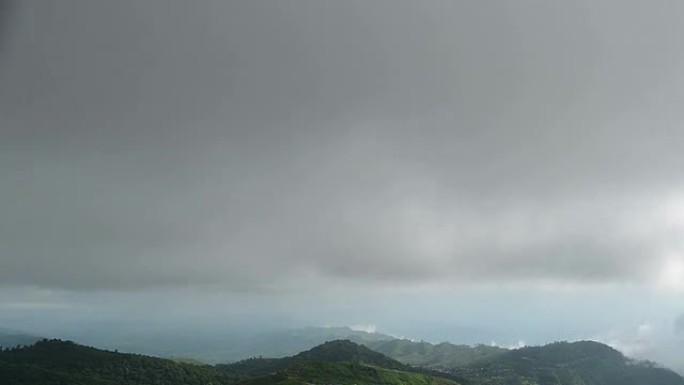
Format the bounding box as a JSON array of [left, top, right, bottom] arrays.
[[675, 314, 684, 334], [2, 0, 684, 291], [0, 0, 14, 49]]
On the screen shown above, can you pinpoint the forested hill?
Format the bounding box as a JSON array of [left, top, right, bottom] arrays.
[[0, 339, 454, 385], [293, 339, 408, 369], [219, 339, 410, 378], [1, 338, 683, 385], [226, 340, 460, 385], [0, 339, 235, 385], [236, 362, 460, 385], [227, 326, 395, 362], [449, 340, 684, 385]]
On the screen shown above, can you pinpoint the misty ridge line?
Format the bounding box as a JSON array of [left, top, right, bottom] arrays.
[[2, 333, 683, 385]]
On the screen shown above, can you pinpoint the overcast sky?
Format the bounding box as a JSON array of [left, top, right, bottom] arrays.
[[1, 0, 684, 370]]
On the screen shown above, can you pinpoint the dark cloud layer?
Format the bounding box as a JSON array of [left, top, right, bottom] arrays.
[[2, 0, 684, 291], [0, 0, 15, 53]]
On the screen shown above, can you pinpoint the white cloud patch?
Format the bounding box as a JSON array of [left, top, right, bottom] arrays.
[[350, 324, 377, 334], [599, 319, 684, 374]]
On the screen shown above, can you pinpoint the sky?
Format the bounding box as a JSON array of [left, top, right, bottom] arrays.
[[1, 0, 684, 371]]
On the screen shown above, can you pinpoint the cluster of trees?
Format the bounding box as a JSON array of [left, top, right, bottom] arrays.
[[0, 339, 235, 385], [446, 341, 684, 385], [242, 361, 459, 385], [218, 339, 410, 378]]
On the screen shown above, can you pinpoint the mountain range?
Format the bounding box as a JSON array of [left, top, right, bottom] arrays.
[[1, 337, 682, 385]]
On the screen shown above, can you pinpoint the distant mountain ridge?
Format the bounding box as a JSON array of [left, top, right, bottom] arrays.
[[221, 338, 684, 385], [7, 324, 680, 378], [0, 338, 454, 385], [218, 326, 503, 366], [293, 339, 408, 369], [230, 326, 395, 361], [1, 338, 682, 385], [82, 326, 395, 364], [364, 339, 506, 369], [227, 340, 460, 385]]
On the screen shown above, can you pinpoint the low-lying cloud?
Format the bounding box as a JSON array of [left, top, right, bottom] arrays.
[[601, 316, 684, 374]]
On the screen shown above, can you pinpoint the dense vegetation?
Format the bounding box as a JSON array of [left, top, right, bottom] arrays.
[[293, 339, 409, 370], [235, 327, 395, 362], [0, 339, 452, 385], [220, 339, 411, 378], [448, 341, 684, 385], [237, 362, 460, 385], [0, 339, 235, 385], [1, 338, 683, 385]]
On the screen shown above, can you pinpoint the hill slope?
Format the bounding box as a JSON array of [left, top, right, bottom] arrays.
[[212, 326, 394, 363], [0, 339, 457, 385], [294, 339, 408, 370], [1, 338, 681, 385], [221, 339, 410, 378], [238, 362, 460, 385], [0, 339, 235, 385], [449, 340, 684, 385]]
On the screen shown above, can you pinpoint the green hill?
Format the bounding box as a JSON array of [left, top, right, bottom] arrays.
[[0, 338, 456, 385], [448, 341, 684, 385], [240, 327, 395, 361], [222, 339, 467, 385], [0, 339, 235, 385], [361, 338, 684, 385], [294, 339, 409, 370], [238, 362, 460, 385], [1, 338, 682, 385], [220, 339, 411, 378]]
